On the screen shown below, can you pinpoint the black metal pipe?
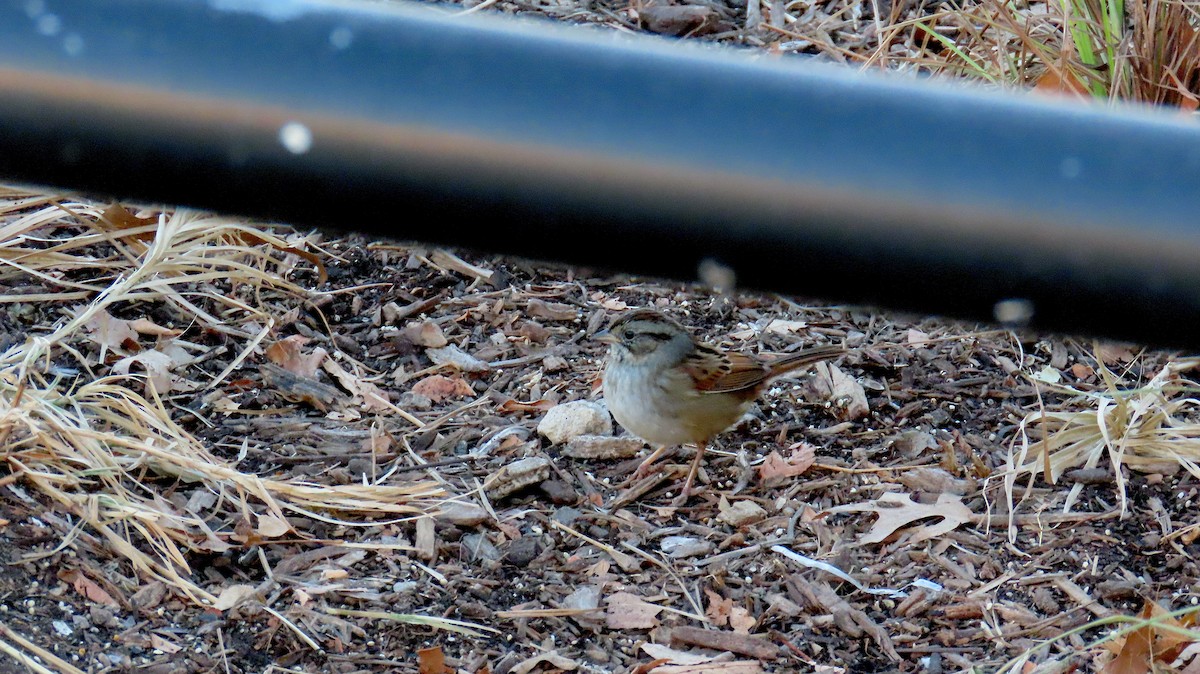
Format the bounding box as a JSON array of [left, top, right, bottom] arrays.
[[1, 0, 1199, 348]]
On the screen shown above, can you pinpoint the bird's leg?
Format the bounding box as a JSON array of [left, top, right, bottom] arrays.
[[631, 444, 674, 480], [673, 443, 707, 505]]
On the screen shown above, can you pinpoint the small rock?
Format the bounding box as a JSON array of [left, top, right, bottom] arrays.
[[543, 355, 569, 372], [427, 345, 491, 372], [564, 434, 643, 459], [540, 479, 579, 505], [660, 536, 714, 559], [461, 533, 501, 563], [552, 506, 583, 526], [538, 401, 612, 444], [504, 537, 541, 566], [436, 502, 489, 527], [717, 496, 767, 527], [639, 4, 718, 36], [485, 456, 552, 499], [397, 391, 433, 410]]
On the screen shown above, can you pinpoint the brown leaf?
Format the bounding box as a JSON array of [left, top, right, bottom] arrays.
[[527, 298, 578, 321], [606, 591, 663, 629], [265, 335, 327, 378], [149, 634, 182, 654], [825, 491, 973, 545], [58, 569, 119, 607], [412, 374, 474, 402], [256, 512, 291, 538], [705, 588, 733, 626], [729, 606, 756, 634], [1103, 600, 1198, 673], [1033, 68, 1090, 100], [757, 443, 816, 487], [418, 646, 452, 674], [498, 398, 556, 414], [128, 318, 181, 337], [404, 320, 448, 348], [97, 203, 157, 240]]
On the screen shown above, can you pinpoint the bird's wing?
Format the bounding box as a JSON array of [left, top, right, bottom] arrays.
[[682, 344, 768, 394]]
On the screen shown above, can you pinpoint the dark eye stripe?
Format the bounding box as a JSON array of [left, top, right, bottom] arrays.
[[629, 330, 674, 341]]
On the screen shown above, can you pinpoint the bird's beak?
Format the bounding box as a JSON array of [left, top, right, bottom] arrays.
[[595, 330, 619, 345]]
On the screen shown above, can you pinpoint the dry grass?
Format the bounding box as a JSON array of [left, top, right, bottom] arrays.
[[1002, 354, 1200, 534], [0, 189, 444, 607], [894, 0, 1199, 108]]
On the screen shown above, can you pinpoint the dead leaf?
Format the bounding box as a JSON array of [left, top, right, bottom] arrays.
[[428, 344, 491, 372], [412, 375, 474, 402], [498, 398, 556, 414], [906, 328, 930, 345], [149, 634, 182, 654], [356, 380, 395, 413], [825, 491, 973, 545], [256, 512, 291, 538], [1033, 68, 1090, 100], [1104, 599, 1198, 674], [97, 203, 157, 240], [640, 643, 720, 665], [649, 662, 764, 674], [212, 584, 258, 611], [527, 298, 578, 321], [1095, 342, 1137, 365], [112, 349, 178, 393], [704, 588, 733, 626], [404, 320, 448, 348], [717, 496, 767, 527], [127, 317, 181, 337], [418, 646, 453, 674], [606, 591, 664, 629], [763, 319, 808, 335], [85, 309, 139, 358], [729, 606, 756, 634], [757, 443, 816, 487], [58, 569, 119, 607], [601, 298, 628, 311], [509, 650, 579, 674], [265, 335, 327, 378], [811, 363, 869, 421], [1071, 362, 1096, 379]]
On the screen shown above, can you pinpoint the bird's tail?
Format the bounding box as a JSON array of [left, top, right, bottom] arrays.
[[765, 345, 844, 378]]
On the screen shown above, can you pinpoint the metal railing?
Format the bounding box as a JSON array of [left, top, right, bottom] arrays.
[[1, 0, 1199, 347]]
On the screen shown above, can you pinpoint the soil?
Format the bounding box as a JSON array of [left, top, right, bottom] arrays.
[[0, 226, 1196, 674]]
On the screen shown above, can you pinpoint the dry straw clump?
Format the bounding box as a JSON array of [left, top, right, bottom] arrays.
[[1003, 354, 1200, 538], [0, 188, 443, 606]]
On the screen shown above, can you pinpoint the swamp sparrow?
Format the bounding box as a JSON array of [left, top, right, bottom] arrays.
[[597, 309, 843, 501]]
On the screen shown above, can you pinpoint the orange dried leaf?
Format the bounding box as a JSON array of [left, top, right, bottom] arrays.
[[498, 398, 556, 414], [98, 204, 158, 241], [704, 588, 733, 626], [412, 375, 474, 402], [1034, 69, 1090, 100], [265, 335, 327, 378], [59, 569, 120, 607], [758, 443, 816, 487], [418, 646, 452, 674]]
